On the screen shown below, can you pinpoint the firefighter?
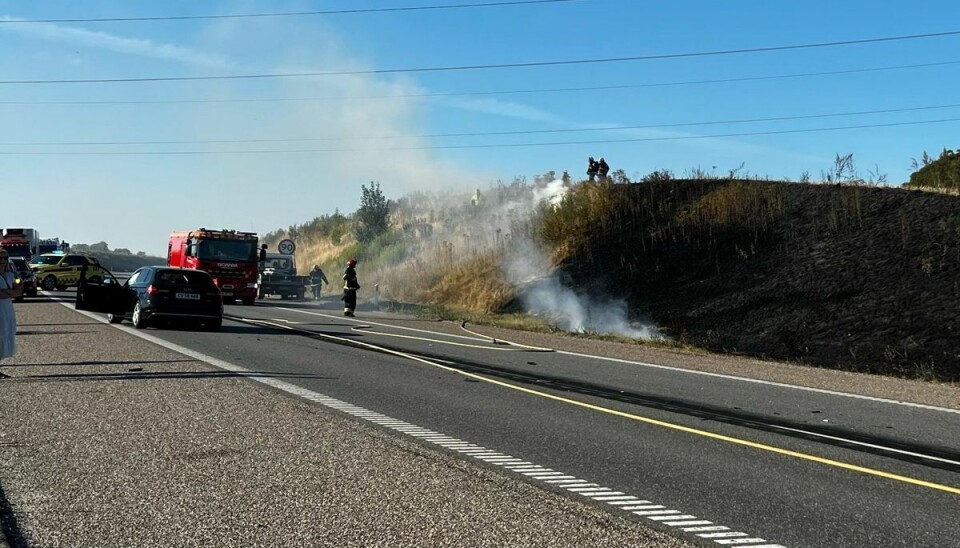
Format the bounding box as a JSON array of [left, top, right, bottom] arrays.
[[597, 157, 610, 181], [471, 188, 482, 209], [587, 157, 599, 182], [342, 258, 360, 316], [309, 264, 328, 300]]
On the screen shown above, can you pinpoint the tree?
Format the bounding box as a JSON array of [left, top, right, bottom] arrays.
[[907, 148, 960, 189], [610, 169, 631, 184], [355, 181, 390, 243]]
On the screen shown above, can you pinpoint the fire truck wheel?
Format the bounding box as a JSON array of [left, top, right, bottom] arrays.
[[41, 275, 57, 291]]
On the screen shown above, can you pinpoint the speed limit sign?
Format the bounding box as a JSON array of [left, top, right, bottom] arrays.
[[278, 239, 296, 255]]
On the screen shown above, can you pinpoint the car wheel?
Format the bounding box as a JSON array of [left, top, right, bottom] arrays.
[[205, 319, 222, 332], [241, 297, 255, 306], [14, 295, 24, 303], [132, 302, 148, 329], [107, 312, 124, 324], [41, 275, 57, 291]]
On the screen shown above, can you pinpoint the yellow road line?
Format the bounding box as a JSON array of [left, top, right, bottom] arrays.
[[350, 325, 545, 351], [244, 316, 960, 497]]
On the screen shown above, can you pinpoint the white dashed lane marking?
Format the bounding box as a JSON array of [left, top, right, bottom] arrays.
[[65, 301, 787, 547]]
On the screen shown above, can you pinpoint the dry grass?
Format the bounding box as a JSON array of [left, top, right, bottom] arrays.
[[905, 185, 960, 196]]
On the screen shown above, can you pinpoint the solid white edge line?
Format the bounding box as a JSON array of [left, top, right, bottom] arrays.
[[276, 301, 959, 415], [557, 349, 960, 415], [766, 423, 960, 467], [52, 296, 779, 546]]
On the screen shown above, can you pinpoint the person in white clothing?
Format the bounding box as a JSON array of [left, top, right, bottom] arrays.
[[0, 248, 22, 360]]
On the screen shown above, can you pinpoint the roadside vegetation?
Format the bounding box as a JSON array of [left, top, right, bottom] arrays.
[[68, 242, 165, 272], [262, 154, 960, 382]]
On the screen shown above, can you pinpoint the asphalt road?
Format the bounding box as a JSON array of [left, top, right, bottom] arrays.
[[1, 298, 693, 548], [21, 291, 960, 547]]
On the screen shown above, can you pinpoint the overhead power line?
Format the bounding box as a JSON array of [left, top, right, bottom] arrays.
[[5, 102, 960, 146], [0, 0, 581, 23], [2, 29, 959, 84], [2, 59, 957, 104], [2, 117, 958, 155]]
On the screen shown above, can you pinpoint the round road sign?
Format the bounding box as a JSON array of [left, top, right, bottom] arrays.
[[278, 239, 296, 255]]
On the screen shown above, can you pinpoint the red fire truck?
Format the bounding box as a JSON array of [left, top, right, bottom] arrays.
[[1, 228, 39, 259], [168, 228, 260, 305]]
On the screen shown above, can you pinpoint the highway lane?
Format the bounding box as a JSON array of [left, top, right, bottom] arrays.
[[53, 292, 960, 547], [4, 300, 696, 548]]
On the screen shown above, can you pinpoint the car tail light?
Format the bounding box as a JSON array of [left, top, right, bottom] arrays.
[[146, 285, 159, 295]]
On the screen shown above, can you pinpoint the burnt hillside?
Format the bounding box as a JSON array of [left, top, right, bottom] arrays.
[[546, 180, 960, 380]]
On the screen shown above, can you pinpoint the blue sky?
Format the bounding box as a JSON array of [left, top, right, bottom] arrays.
[[1, 0, 958, 255]]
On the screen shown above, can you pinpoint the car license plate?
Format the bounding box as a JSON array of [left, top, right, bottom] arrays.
[[222, 284, 234, 289], [176, 292, 201, 300]]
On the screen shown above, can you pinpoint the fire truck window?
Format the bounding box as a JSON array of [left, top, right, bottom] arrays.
[[198, 240, 256, 262]]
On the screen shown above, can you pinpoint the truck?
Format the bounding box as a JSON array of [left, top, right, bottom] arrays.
[[258, 252, 309, 300], [1, 228, 39, 259], [168, 228, 260, 305], [37, 238, 65, 255]]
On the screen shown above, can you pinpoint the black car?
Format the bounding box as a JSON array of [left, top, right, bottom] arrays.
[[9, 256, 37, 302], [76, 266, 222, 331]]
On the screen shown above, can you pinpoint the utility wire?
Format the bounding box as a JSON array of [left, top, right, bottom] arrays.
[[3, 29, 960, 84], [0, 0, 581, 23], [2, 59, 957, 104], [5, 102, 960, 146], [2, 117, 958, 154]]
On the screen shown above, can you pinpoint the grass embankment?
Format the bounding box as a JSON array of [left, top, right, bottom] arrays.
[[540, 179, 960, 382], [266, 178, 960, 382]]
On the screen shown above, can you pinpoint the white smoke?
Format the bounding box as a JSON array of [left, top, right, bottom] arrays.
[[386, 175, 663, 340], [495, 179, 665, 341], [519, 274, 664, 340]]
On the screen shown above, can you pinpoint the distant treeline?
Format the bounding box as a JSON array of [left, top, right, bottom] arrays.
[[71, 242, 165, 272]]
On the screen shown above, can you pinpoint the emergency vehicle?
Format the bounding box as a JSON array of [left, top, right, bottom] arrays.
[[30, 253, 107, 291], [1, 228, 39, 259], [167, 229, 260, 305]]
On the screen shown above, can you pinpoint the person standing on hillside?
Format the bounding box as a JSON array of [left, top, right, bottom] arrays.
[[587, 157, 599, 182], [342, 258, 360, 317], [309, 264, 329, 300], [0, 249, 21, 362], [597, 157, 610, 181]]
